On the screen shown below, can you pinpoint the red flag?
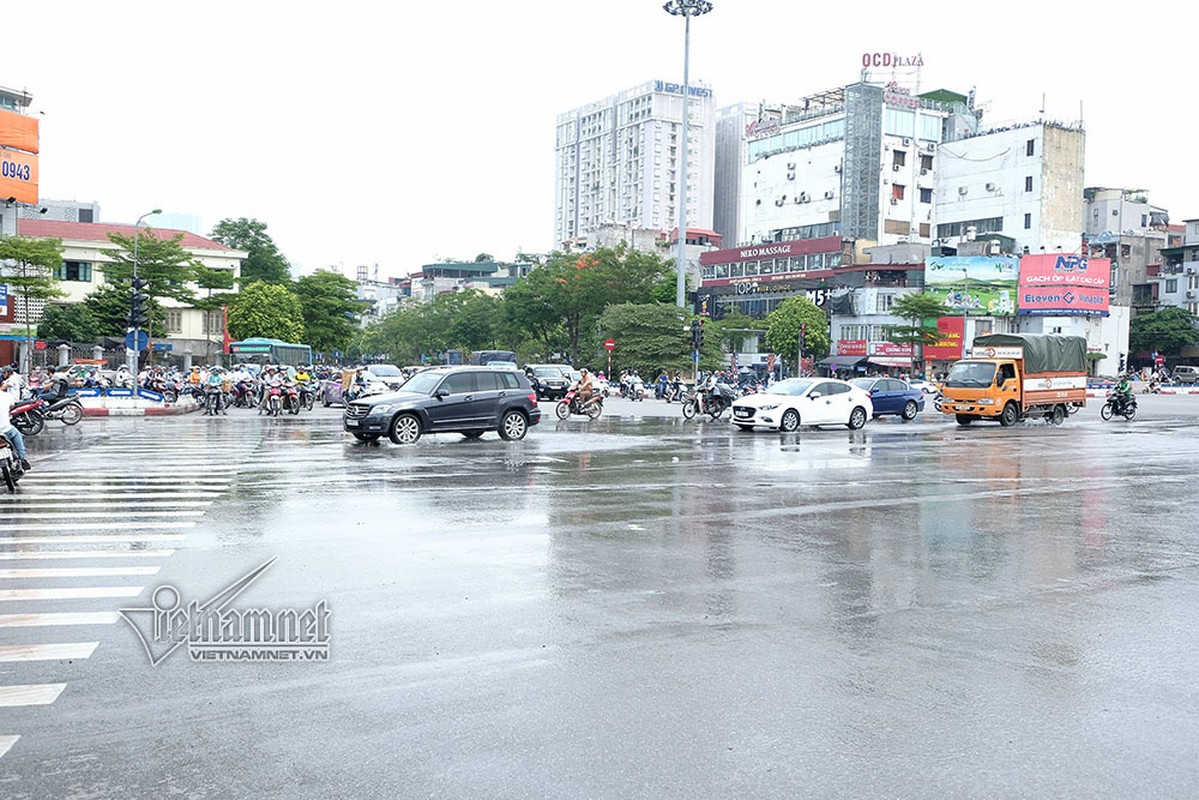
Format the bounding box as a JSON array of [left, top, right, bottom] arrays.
[[222, 306, 231, 354]]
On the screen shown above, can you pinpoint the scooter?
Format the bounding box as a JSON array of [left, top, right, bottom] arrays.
[[203, 385, 224, 416], [10, 396, 46, 436], [0, 435, 23, 493], [556, 388, 603, 420], [1100, 391, 1137, 421], [265, 380, 284, 417], [41, 394, 84, 426]]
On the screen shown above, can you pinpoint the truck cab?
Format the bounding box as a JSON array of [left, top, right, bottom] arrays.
[[940, 358, 1022, 424]]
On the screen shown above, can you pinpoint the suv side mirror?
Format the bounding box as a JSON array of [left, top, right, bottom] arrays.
[[434, 388, 450, 399]]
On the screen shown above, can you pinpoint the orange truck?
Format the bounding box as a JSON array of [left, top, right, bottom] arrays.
[[939, 333, 1088, 426]]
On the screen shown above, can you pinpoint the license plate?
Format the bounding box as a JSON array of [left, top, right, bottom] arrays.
[[346, 420, 359, 427], [734, 408, 751, 417]]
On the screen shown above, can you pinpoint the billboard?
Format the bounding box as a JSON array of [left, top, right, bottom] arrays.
[[0, 109, 39, 153], [924, 256, 1018, 316], [923, 316, 965, 361], [0, 148, 38, 205], [1017, 254, 1110, 316]]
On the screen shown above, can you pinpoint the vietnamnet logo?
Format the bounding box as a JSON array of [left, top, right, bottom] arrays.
[[1053, 255, 1088, 273]]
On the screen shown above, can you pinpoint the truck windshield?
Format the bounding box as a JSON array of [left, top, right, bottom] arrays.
[[945, 361, 997, 388]]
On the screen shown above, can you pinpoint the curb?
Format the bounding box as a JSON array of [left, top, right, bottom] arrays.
[[83, 404, 200, 417]]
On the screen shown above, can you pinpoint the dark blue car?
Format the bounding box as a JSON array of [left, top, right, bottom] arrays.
[[851, 377, 925, 421]]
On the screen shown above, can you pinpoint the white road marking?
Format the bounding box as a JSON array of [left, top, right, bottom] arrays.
[[0, 735, 18, 759], [7, 511, 204, 520], [0, 550, 175, 560], [0, 587, 144, 602], [0, 501, 212, 509], [0, 612, 119, 627], [0, 522, 195, 532], [0, 535, 184, 545], [0, 642, 99, 662], [0, 566, 161, 579], [0, 683, 67, 707]]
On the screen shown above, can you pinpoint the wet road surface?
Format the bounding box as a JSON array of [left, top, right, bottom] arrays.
[[1, 396, 1198, 798]]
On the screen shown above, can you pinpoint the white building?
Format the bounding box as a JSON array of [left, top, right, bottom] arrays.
[[1156, 219, 1199, 316], [554, 79, 716, 251], [1083, 187, 1171, 310]]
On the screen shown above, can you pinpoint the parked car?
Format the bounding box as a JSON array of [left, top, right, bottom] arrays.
[[363, 363, 407, 391], [321, 373, 389, 407], [730, 378, 872, 432], [525, 365, 571, 400], [1173, 365, 1199, 384], [850, 377, 925, 420], [908, 378, 940, 396], [343, 366, 541, 444]]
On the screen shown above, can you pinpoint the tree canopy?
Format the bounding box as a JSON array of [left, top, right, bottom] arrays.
[[210, 217, 291, 285], [1130, 307, 1199, 355], [293, 269, 365, 357], [765, 296, 829, 370], [882, 293, 955, 349], [227, 282, 305, 343]]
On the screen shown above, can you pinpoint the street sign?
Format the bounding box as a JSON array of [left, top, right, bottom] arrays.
[[34, 340, 46, 351], [124, 330, 150, 351], [153, 343, 173, 352], [604, 339, 616, 351]]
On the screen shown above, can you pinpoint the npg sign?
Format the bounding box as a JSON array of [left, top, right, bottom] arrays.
[[1054, 255, 1088, 273]]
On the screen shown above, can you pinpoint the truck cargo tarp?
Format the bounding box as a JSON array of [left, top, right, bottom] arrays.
[[971, 334, 1087, 373]]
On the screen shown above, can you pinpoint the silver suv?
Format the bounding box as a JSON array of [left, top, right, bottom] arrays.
[[1173, 365, 1199, 384]]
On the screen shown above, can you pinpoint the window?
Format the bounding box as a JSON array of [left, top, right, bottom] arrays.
[[892, 184, 906, 200], [877, 294, 895, 314], [1024, 213, 1032, 229], [202, 310, 223, 335], [166, 310, 183, 334], [440, 373, 476, 394], [919, 188, 933, 204], [475, 372, 502, 391], [55, 261, 93, 282], [1025, 176, 1033, 192], [893, 151, 906, 167], [920, 154, 933, 172], [1026, 139, 1035, 156], [1165, 279, 1178, 293]]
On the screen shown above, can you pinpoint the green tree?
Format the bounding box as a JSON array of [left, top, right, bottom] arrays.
[[81, 283, 167, 338], [882, 293, 954, 350], [210, 217, 292, 285], [36, 303, 99, 343], [765, 296, 829, 372], [0, 235, 64, 370], [102, 229, 206, 354], [227, 282, 305, 343], [593, 303, 725, 376], [1130, 306, 1199, 355], [293, 269, 364, 357]]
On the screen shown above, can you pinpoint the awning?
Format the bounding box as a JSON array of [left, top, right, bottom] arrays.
[[819, 356, 867, 367], [867, 356, 913, 367]]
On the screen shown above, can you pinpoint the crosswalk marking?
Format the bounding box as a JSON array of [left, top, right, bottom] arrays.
[[0, 567, 161, 579], [0, 535, 185, 545], [0, 522, 195, 532], [0, 612, 119, 627], [0, 550, 175, 561], [0, 684, 67, 707], [0, 501, 213, 509], [0, 735, 17, 759], [0, 587, 145, 602], [0, 642, 99, 663], [6, 511, 205, 520]]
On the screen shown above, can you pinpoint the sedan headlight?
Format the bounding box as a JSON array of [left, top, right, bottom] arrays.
[[371, 404, 394, 414], [758, 403, 780, 411]]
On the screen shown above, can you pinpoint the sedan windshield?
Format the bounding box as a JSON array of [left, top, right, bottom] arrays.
[[368, 365, 402, 377], [945, 361, 997, 388], [850, 378, 876, 391], [766, 379, 813, 397]]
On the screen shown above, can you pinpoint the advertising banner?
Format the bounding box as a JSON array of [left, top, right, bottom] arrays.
[[0, 148, 38, 205], [869, 342, 913, 357], [0, 109, 39, 153], [0, 284, 7, 317], [837, 339, 867, 356], [922, 316, 965, 361], [924, 256, 1018, 316], [1017, 254, 1110, 316]]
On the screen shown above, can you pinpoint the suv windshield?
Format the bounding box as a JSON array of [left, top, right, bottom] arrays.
[[368, 365, 402, 377], [397, 371, 444, 395], [533, 367, 563, 378], [945, 361, 997, 388]]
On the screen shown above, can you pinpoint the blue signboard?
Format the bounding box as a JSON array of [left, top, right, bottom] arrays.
[[124, 330, 150, 351]]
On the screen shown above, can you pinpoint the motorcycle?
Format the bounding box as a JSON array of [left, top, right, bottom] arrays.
[[297, 381, 316, 411], [232, 380, 255, 408], [556, 388, 603, 420], [10, 396, 46, 436], [1101, 391, 1137, 421], [203, 385, 224, 416], [664, 380, 686, 404], [283, 382, 302, 415], [265, 380, 284, 417], [682, 381, 737, 420], [0, 435, 22, 493], [41, 395, 84, 426]]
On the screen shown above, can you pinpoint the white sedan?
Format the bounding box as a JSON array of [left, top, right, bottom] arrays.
[[730, 378, 873, 432]]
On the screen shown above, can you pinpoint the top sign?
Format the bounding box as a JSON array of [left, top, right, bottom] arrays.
[[603, 339, 616, 351], [654, 81, 712, 98]]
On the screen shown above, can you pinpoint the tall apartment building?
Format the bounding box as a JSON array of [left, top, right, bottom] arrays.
[[554, 80, 716, 251], [1082, 187, 1171, 311]]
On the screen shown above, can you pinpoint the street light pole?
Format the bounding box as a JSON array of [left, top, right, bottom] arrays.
[[664, 0, 713, 309], [127, 209, 161, 377], [962, 268, 969, 353]]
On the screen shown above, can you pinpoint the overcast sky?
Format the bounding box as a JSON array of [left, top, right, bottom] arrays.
[[7, 1, 1189, 281]]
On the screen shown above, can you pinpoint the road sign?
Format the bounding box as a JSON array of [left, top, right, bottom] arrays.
[[604, 339, 616, 351], [153, 343, 173, 352], [124, 330, 150, 351], [34, 340, 46, 351]]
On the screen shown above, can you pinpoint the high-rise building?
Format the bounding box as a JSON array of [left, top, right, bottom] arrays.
[[554, 80, 716, 251]]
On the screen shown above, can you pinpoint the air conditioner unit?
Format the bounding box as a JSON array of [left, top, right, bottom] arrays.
[[986, 182, 997, 191], [798, 192, 809, 203], [893, 164, 901, 172], [890, 197, 899, 205], [903, 138, 911, 146], [925, 142, 936, 152], [1189, 291, 1195, 298], [920, 168, 929, 176], [824, 191, 835, 200], [833, 164, 842, 173], [1188, 267, 1196, 275], [787, 162, 796, 170], [787, 172, 795, 180], [958, 186, 968, 195]]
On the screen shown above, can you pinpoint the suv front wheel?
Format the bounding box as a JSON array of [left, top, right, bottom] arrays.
[[498, 410, 529, 441], [389, 413, 423, 445]]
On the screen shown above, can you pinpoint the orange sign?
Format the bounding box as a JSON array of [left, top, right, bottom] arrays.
[[0, 148, 38, 204], [0, 109, 38, 154]]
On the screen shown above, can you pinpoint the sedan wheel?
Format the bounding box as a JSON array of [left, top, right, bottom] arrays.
[[389, 414, 422, 445], [901, 400, 918, 421], [847, 406, 867, 430], [499, 411, 528, 441], [779, 409, 800, 432]]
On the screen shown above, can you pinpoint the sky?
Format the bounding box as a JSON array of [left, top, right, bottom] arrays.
[[6, 1, 1191, 282]]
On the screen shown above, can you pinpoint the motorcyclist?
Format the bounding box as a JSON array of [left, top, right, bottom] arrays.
[[38, 366, 71, 403], [1113, 372, 1133, 411], [203, 367, 227, 415], [576, 368, 596, 410], [0, 386, 31, 473]]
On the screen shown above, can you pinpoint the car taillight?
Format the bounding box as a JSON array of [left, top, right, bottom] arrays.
[[528, 393, 538, 404]]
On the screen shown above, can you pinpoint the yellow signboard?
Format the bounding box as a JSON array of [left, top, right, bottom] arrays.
[[0, 148, 38, 204]]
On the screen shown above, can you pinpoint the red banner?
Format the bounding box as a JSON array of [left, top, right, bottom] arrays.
[[838, 339, 867, 356], [923, 316, 965, 360], [870, 342, 913, 356], [1018, 254, 1111, 316]]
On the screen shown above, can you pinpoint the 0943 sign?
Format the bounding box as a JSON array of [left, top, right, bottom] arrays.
[[1, 160, 32, 181]]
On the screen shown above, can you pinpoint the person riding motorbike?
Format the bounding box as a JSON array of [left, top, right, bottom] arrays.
[[1113, 373, 1133, 412], [203, 368, 227, 415], [0, 386, 32, 473], [38, 366, 71, 403], [575, 368, 598, 410]]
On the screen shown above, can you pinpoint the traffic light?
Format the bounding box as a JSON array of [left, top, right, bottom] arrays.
[[129, 278, 150, 328], [695, 319, 704, 349], [1118, 353, 1126, 374], [690, 319, 701, 350], [799, 321, 808, 347]]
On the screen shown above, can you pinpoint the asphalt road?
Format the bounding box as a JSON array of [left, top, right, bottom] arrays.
[[1, 395, 1197, 798]]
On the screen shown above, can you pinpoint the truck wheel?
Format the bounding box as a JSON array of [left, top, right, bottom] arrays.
[[999, 402, 1019, 427], [955, 414, 973, 426], [1049, 405, 1065, 426]]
